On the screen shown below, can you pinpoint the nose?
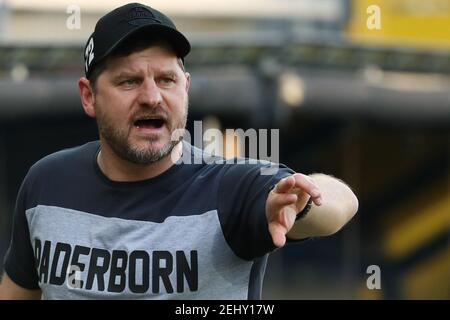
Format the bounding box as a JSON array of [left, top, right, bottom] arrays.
[[137, 78, 163, 107]]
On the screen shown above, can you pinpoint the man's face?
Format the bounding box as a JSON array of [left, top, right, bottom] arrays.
[[92, 45, 190, 164]]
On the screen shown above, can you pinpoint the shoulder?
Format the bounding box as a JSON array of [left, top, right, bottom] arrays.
[[182, 140, 288, 173], [222, 157, 294, 180], [26, 141, 99, 181]]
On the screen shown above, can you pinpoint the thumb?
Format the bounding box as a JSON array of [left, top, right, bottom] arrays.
[[268, 223, 287, 248]]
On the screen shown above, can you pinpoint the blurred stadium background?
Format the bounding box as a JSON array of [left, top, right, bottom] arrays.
[[0, 0, 449, 299]]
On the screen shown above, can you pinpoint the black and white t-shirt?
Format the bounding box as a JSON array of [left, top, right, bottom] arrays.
[[3, 140, 295, 299]]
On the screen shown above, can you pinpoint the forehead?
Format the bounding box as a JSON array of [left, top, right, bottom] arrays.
[[105, 45, 180, 74]]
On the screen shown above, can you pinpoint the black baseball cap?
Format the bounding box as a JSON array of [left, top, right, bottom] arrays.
[[84, 3, 191, 78]]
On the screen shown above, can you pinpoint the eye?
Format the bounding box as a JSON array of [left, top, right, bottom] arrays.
[[158, 77, 176, 86], [119, 78, 140, 87]]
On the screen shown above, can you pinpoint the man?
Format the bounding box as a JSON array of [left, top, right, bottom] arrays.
[[0, 3, 358, 299]]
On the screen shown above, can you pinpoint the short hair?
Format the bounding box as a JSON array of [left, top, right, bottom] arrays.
[[88, 32, 185, 91]]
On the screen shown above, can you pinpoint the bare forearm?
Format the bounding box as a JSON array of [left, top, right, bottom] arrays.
[[287, 173, 358, 239]]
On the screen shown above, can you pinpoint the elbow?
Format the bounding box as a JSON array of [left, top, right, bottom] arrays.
[[349, 189, 359, 219], [338, 182, 359, 226], [336, 189, 359, 234]]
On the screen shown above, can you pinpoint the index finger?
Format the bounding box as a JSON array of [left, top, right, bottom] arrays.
[[292, 173, 322, 205]]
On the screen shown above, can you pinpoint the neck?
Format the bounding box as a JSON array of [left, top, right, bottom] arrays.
[[97, 141, 183, 182]]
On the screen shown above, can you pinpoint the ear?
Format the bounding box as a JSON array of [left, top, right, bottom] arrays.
[[79, 77, 96, 118], [184, 72, 191, 93]]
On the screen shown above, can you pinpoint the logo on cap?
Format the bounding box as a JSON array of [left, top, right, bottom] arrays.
[[84, 36, 95, 73], [125, 7, 161, 26]]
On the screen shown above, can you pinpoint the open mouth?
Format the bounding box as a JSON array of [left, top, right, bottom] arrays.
[[134, 118, 166, 130]]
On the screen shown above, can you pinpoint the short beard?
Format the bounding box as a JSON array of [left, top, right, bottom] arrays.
[[114, 136, 180, 164], [96, 106, 187, 165]]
